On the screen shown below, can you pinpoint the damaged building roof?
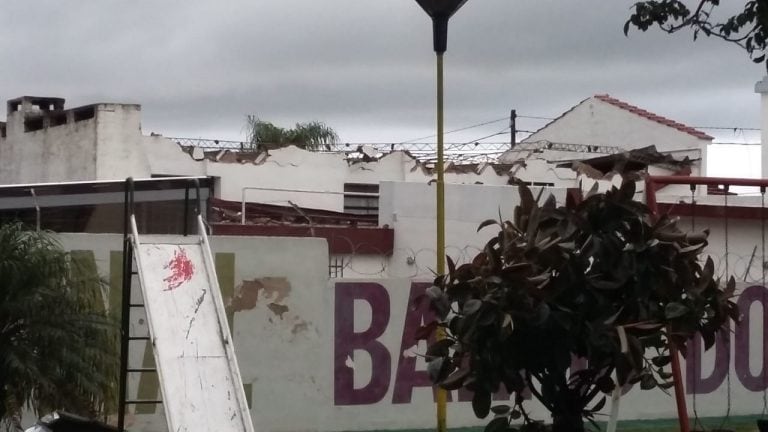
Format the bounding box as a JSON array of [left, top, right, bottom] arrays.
[[557, 145, 695, 178], [211, 198, 379, 228], [178, 145, 519, 178]]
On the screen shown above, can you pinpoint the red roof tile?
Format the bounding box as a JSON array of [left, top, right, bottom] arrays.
[[594, 94, 713, 141]]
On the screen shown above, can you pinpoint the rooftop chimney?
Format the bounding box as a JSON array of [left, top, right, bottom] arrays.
[[7, 96, 65, 116]]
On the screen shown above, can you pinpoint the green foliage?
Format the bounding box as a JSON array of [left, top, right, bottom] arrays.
[[245, 115, 339, 151], [425, 182, 737, 432], [0, 223, 118, 429], [625, 0, 768, 69]]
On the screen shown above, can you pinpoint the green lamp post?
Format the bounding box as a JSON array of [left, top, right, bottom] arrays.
[[412, 2, 470, 432]]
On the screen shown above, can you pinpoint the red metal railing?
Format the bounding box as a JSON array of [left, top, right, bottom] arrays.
[[645, 175, 768, 432]]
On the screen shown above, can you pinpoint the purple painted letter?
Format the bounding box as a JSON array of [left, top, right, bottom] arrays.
[[334, 282, 391, 405], [686, 327, 730, 394], [392, 282, 441, 404], [735, 285, 768, 391]]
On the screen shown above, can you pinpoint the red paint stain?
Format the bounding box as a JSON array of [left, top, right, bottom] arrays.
[[163, 248, 194, 291]]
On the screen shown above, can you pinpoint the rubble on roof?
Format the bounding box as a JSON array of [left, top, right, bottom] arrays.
[[178, 143, 518, 179], [557, 145, 695, 179], [211, 198, 380, 228]]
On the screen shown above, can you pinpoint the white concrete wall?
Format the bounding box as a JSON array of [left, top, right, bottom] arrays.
[[527, 96, 708, 152], [94, 104, 151, 180], [376, 182, 568, 280], [207, 146, 350, 210], [205, 147, 520, 212], [499, 96, 710, 171], [0, 103, 152, 184], [47, 215, 768, 431], [57, 233, 332, 432], [141, 135, 206, 177], [0, 109, 99, 184]]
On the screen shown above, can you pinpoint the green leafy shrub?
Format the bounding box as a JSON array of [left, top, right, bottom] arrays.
[[0, 223, 117, 429], [425, 182, 737, 432]]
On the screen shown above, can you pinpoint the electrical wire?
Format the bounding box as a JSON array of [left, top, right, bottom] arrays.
[[516, 114, 555, 121], [461, 126, 512, 145], [694, 126, 760, 131], [398, 117, 508, 144]]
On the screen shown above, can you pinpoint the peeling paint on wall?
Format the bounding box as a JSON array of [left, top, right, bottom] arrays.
[[229, 277, 291, 313]]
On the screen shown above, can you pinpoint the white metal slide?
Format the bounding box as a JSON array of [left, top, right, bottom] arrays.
[[130, 215, 255, 432]]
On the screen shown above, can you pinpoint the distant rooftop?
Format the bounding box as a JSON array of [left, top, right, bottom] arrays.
[[594, 94, 714, 141]]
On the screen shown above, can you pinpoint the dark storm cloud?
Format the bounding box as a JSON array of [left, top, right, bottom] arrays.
[[0, 1, 763, 143]]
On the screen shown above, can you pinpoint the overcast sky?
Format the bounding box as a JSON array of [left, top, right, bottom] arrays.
[[1, 1, 765, 171]]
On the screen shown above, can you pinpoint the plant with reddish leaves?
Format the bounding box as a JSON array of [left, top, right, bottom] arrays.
[[424, 182, 738, 432]]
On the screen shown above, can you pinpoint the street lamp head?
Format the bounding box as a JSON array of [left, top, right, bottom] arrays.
[[414, 0, 469, 19], [414, 0, 470, 53]]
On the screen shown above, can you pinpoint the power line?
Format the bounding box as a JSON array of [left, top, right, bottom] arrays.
[[461, 126, 511, 144], [516, 114, 555, 121], [693, 125, 760, 131], [398, 116, 508, 144]]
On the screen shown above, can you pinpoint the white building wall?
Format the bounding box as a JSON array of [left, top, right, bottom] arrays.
[[376, 182, 568, 280], [201, 147, 524, 212], [527, 96, 708, 151], [0, 109, 99, 184], [206, 147, 350, 210], [44, 206, 768, 431], [141, 135, 206, 177], [499, 96, 710, 168], [94, 104, 151, 180], [0, 102, 153, 184]]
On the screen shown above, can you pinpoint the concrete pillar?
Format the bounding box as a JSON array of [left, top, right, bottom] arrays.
[[755, 76, 768, 178]]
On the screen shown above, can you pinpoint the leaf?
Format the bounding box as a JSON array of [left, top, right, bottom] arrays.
[[590, 278, 622, 290], [585, 181, 600, 198], [446, 255, 456, 277], [463, 299, 482, 316], [658, 381, 676, 390], [542, 193, 557, 212], [415, 321, 438, 341], [595, 375, 615, 393], [619, 179, 636, 200], [490, 405, 511, 415], [427, 285, 451, 319], [502, 314, 514, 330], [640, 372, 657, 390], [651, 355, 671, 368], [478, 219, 500, 233], [665, 302, 689, 319], [603, 306, 624, 326], [428, 357, 452, 383], [533, 302, 550, 325], [589, 396, 607, 413], [426, 285, 443, 300], [484, 417, 508, 432], [440, 367, 470, 390], [472, 389, 492, 418], [426, 338, 455, 359]]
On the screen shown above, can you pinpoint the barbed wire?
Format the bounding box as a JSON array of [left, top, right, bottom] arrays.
[[171, 136, 514, 153]]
